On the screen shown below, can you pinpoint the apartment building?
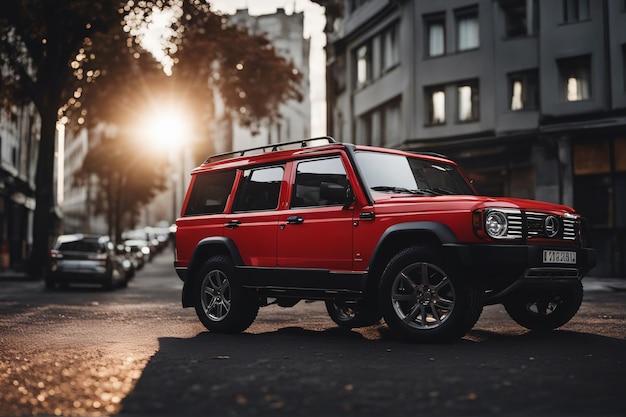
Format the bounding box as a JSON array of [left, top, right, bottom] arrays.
[[0, 103, 38, 269], [316, 0, 626, 277]]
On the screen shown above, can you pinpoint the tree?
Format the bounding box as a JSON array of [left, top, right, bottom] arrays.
[[74, 131, 170, 243], [0, 0, 303, 276]]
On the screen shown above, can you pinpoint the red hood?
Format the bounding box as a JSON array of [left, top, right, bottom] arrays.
[[372, 194, 577, 214]]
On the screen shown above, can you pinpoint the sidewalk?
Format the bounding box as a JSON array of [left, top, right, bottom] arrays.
[[0, 268, 32, 281]]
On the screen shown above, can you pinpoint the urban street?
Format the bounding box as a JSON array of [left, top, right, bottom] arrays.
[[0, 248, 624, 417]]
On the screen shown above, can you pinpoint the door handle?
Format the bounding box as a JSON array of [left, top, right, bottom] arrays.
[[286, 216, 304, 225], [224, 220, 241, 229], [359, 211, 375, 220]]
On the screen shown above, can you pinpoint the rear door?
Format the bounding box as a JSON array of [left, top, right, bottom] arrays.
[[224, 164, 285, 267]]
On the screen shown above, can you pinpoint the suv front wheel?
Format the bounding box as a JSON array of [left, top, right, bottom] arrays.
[[193, 256, 259, 333], [379, 247, 483, 343]]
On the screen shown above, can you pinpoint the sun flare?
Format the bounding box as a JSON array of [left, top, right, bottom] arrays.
[[140, 106, 190, 153]]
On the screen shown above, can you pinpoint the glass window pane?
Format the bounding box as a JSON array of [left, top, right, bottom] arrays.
[[292, 157, 349, 207], [429, 23, 445, 56], [184, 170, 236, 216], [382, 26, 399, 70], [432, 91, 446, 123], [457, 13, 479, 50], [511, 80, 523, 110], [458, 85, 473, 120], [357, 45, 368, 86], [232, 166, 284, 212]]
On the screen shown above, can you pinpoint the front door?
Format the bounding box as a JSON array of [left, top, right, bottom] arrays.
[[277, 156, 354, 271]]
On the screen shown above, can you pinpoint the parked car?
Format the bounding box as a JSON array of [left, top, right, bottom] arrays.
[[174, 137, 596, 343], [46, 234, 128, 290], [115, 244, 136, 279], [123, 239, 152, 268]]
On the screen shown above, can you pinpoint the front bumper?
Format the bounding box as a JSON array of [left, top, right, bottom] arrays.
[[444, 243, 597, 301]]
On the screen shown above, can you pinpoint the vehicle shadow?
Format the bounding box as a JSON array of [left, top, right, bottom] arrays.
[[118, 326, 626, 417]]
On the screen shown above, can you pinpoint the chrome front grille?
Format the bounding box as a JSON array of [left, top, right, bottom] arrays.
[[506, 212, 524, 239], [524, 211, 579, 242], [563, 218, 577, 241], [526, 212, 546, 239]]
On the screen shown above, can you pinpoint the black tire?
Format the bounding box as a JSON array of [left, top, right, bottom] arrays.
[[102, 271, 115, 290], [503, 281, 583, 331], [193, 256, 259, 333], [325, 299, 382, 328], [378, 247, 483, 343], [44, 277, 56, 290]]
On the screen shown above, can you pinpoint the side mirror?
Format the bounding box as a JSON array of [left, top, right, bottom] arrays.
[[319, 181, 354, 210], [343, 185, 355, 210]]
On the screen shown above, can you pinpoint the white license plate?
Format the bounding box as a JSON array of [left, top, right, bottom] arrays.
[[543, 250, 577, 264]]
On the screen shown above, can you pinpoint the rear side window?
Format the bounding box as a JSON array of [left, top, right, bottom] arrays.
[[58, 240, 104, 253], [184, 170, 236, 216], [232, 166, 285, 212]]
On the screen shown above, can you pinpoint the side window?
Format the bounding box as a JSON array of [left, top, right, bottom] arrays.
[[184, 170, 236, 216], [232, 166, 284, 212], [291, 157, 349, 208]]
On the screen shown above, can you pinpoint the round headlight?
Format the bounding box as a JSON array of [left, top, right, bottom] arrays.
[[485, 211, 508, 238]]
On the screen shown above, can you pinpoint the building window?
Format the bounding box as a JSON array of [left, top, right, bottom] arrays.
[[425, 13, 446, 57], [557, 55, 591, 101], [457, 80, 479, 122], [500, 0, 527, 38], [381, 24, 399, 72], [425, 87, 446, 125], [508, 70, 538, 111], [563, 0, 590, 23], [382, 98, 402, 145], [355, 98, 402, 146], [456, 7, 479, 51], [355, 42, 372, 88]]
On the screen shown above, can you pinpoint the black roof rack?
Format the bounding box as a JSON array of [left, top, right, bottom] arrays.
[[204, 136, 337, 164], [412, 151, 449, 159]]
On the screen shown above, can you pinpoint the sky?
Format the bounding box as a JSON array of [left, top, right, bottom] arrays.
[[208, 0, 327, 136]]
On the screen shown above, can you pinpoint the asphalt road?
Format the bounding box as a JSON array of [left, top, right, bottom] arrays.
[[0, 248, 624, 417]]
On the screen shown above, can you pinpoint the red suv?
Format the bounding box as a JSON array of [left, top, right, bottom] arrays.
[[174, 137, 596, 343]]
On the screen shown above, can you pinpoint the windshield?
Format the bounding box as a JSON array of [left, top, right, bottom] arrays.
[[355, 151, 475, 197]]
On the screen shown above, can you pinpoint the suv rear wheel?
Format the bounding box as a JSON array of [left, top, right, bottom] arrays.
[[193, 256, 259, 333], [503, 281, 583, 330], [379, 247, 483, 343], [325, 299, 381, 328]]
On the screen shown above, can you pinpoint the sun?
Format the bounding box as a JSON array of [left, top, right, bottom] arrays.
[[140, 105, 190, 154]]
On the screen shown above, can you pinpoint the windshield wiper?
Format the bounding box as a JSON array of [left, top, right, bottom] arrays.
[[371, 186, 429, 195], [421, 187, 455, 195]]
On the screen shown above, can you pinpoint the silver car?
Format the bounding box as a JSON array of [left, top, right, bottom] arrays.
[[45, 234, 128, 290]]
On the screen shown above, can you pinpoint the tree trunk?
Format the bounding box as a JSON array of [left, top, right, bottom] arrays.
[[29, 107, 59, 277]]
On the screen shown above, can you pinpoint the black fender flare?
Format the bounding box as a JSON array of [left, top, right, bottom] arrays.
[[182, 237, 243, 307], [367, 221, 469, 275]]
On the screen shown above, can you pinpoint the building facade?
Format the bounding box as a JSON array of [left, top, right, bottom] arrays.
[[316, 0, 626, 277], [213, 8, 312, 153], [0, 103, 38, 270]]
